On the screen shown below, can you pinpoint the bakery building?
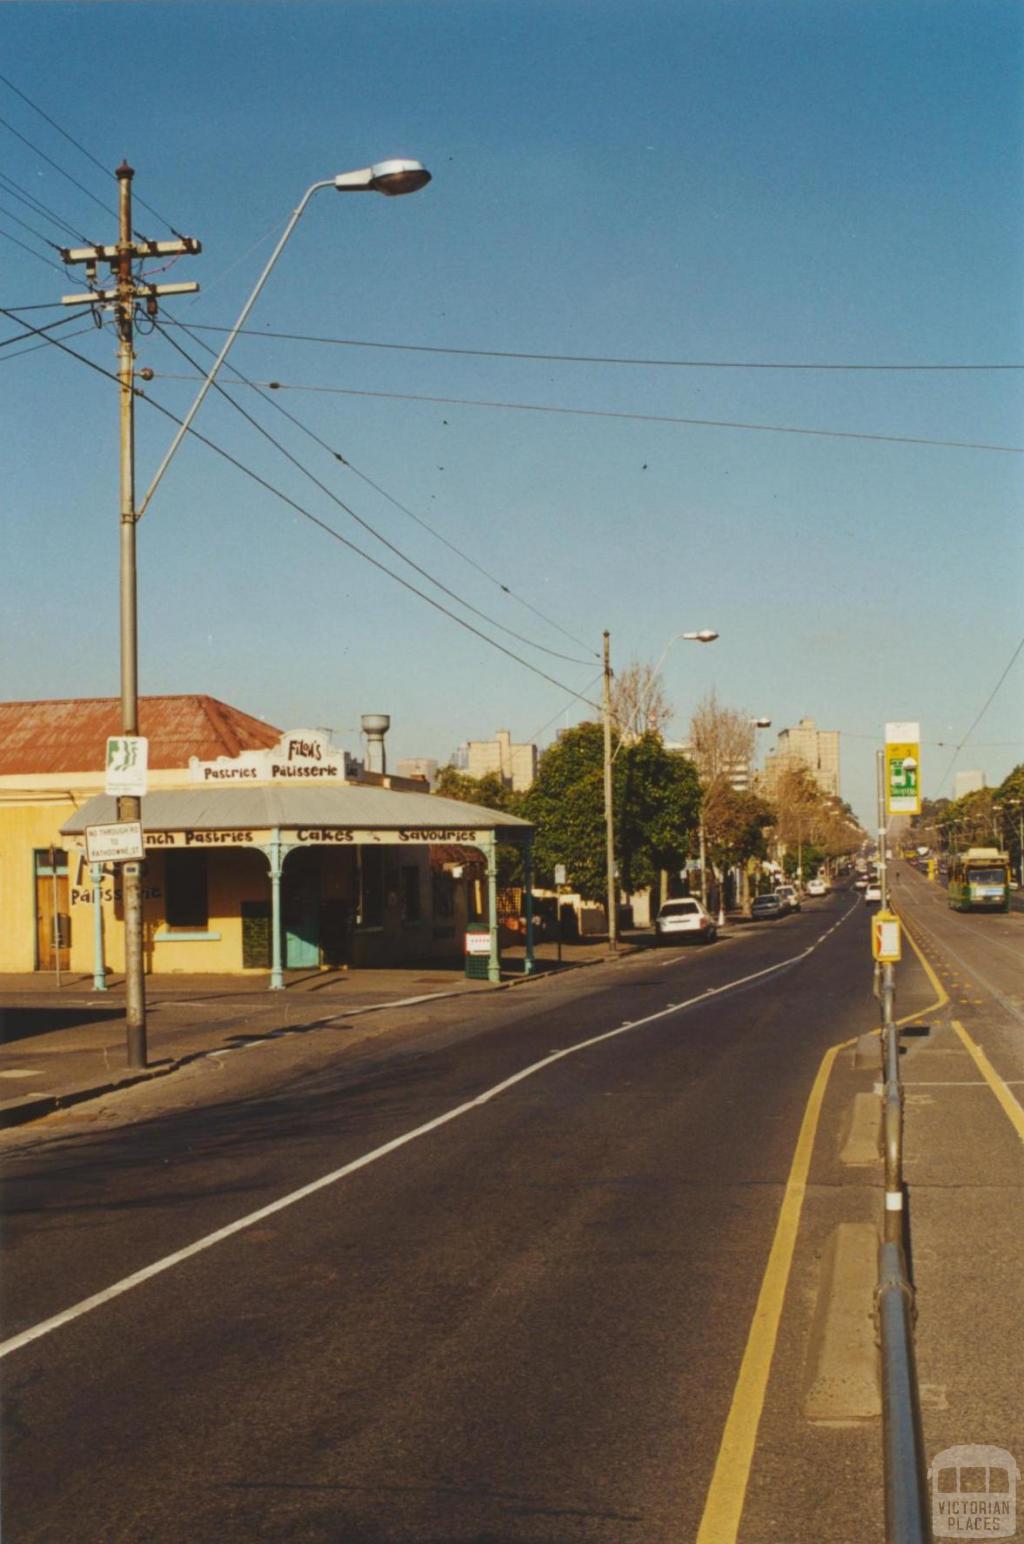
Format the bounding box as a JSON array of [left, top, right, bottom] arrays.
[[0, 697, 535, 984]]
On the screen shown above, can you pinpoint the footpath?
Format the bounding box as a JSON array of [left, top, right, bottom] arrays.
[[0, 934, 643, 1129]]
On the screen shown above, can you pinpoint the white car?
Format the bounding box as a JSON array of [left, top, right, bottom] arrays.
[[806, 878, 828, 897], [653, 898, 718, 945], [775, 884, 801, 913], [863, 882, 882, 904]]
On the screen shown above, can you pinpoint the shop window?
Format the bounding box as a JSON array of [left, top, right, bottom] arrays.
[[357, 847, 384, 928], [401, 865, 422, 924], [165, 851, 208, 928]]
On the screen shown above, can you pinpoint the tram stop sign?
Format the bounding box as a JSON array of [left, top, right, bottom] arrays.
[[872, 909, 902, 963], [885, 722, 921, 816]]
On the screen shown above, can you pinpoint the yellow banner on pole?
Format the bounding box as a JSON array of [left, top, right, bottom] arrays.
[[885, 722, 921, 815]]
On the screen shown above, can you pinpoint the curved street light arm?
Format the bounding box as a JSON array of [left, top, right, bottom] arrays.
[[136, 178, 335, 519]]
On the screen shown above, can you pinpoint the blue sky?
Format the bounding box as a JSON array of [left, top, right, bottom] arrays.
[[3, 0, 1022, 823]]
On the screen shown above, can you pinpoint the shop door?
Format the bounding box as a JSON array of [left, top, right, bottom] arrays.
[[35, 849, 70, 971], [283, 857, 321, 969]]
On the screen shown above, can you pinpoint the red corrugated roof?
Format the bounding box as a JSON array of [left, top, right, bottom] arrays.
[[0, 696, 282, 775]]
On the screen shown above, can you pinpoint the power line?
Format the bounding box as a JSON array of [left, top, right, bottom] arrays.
[[934, 633, 1024, 795], [146, 370, 1024, 456], [0, 321, 97, 363], [0, 310, 84, 350], [0, 70, 184, 236], [167, 315, 599, 660], [0, 225, 67, 275], [0, 168, 96, 244], [0, 111, 117, 222], [0, 307, 600, 711], [163, 320, 1024, 372], [150, 320, 594, 667], [0, 200, 65, 251]]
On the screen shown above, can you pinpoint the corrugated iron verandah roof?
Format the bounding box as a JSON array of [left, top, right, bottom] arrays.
[[61, 784, 533, 838]]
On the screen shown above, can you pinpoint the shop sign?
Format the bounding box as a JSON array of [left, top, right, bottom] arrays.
[[189, 728, 348, 784]]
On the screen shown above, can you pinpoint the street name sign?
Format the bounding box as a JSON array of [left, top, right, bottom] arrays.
[[105, 736, 149, 797], [85, 822, 145, 864], [871, 909, 902, 962], [885, 721, 921, 815]]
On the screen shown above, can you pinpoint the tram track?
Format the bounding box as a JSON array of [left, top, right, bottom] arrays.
[[893, 880, 1024, 1031]]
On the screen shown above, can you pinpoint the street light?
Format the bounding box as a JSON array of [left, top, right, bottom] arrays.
[[137, 158, 431, 519], [117, 156, 430, 1060], [603, 627, 717, 953]]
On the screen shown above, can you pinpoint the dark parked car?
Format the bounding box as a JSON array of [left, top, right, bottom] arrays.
[[750, 893, 785, 921]]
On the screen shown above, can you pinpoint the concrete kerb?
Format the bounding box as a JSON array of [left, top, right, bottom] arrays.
[[0, 942, 641, 1131]]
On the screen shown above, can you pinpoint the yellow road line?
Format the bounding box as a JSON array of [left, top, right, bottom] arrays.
[[901, 916, 1023, 1141], [697, 917, 950, 1541], [894, 914, 950, 1016], [695, 1035, 854, 1544], [951, 1019, 1024, 1144]]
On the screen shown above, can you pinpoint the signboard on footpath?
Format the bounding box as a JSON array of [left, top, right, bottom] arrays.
[[872, 909, 902, 962], [885, 721, 921, 815]]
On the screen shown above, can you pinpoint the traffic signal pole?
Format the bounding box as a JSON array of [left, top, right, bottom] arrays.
[[61, 164, 200, 1069]]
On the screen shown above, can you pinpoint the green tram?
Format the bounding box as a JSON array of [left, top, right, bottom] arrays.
[[947, 847, 1011, 913]]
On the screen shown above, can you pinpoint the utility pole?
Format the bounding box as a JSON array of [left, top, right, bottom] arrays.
[[602, 630, 618, 953], [60, 165, 200, 1068]]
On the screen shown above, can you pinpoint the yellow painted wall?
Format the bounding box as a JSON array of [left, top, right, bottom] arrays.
[[0, 799, 80, 971]]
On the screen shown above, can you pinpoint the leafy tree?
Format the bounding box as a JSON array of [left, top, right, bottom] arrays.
[[994, 764, 1024, 879], [521, 723, 701, 901], [434, 764, 519, 813], [703, 785, 774, 873]]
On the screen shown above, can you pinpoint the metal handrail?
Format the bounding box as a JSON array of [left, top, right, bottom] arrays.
[[877, 1241, 931, 1543], [870, 771, 933, 1541]]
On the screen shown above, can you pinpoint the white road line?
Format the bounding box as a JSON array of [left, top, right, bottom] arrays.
[[0, 913, 855, 1362]]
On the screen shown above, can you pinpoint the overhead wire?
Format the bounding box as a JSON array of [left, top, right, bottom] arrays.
[[933, 633, 1024, 795], [0, 310, 84, 349], [0, 225, 68, 275], [163, 321, 1023, 372], [166, 315, 598, 660], [146, 369, 1024, 456], [0, 111, 117, 223], [0, 70, 185, 237], [0, 322, 97, 363], [0, 306, 601, 712], [0, 200, 66, 252], [0, 168, 99, 246], [149, 320, 594, 667]]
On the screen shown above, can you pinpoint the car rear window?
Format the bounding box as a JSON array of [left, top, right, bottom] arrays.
[[661, 901, 699, 915]]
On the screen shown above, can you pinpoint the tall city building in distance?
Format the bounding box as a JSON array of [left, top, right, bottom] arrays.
[[764, 716, 841, 798]]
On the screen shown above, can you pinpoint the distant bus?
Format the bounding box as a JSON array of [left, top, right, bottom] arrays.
[[948, 848, 1011, 913]]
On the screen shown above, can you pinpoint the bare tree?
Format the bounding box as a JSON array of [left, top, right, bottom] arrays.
[[610, 659, 673, 740], [687, 692, 759, 911], [688, 690, 756, 786]]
